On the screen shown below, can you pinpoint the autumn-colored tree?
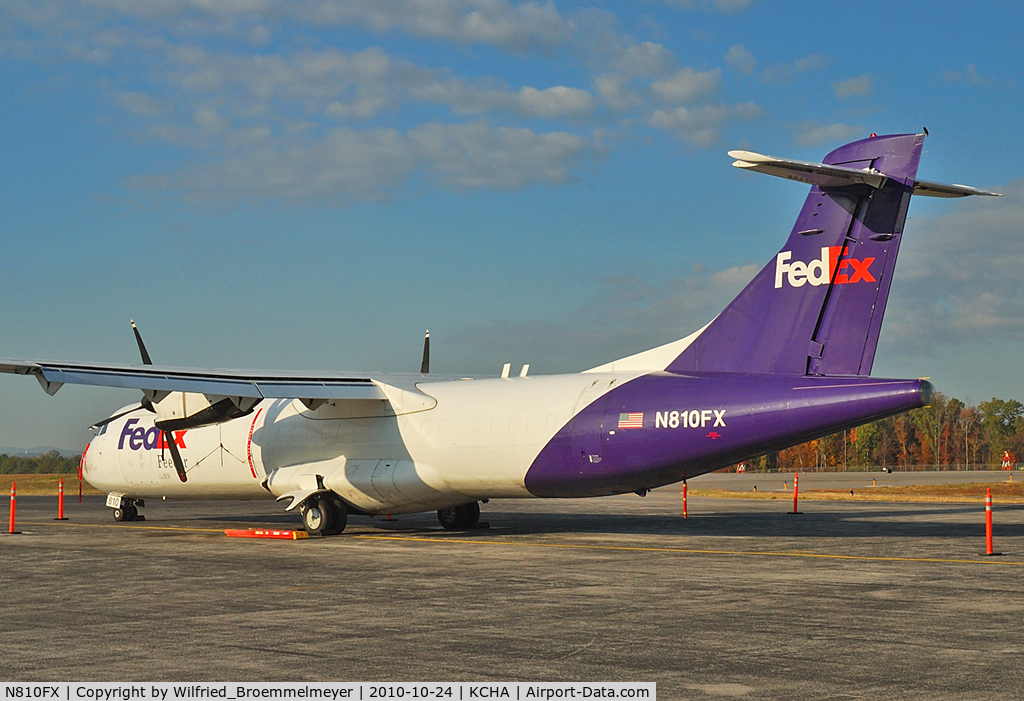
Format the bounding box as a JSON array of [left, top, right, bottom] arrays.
[[735, 393, 1024, 472]]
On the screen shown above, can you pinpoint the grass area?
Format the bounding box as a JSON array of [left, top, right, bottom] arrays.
[[689, 481, 1024, 503], [3, 474, 103, 497]]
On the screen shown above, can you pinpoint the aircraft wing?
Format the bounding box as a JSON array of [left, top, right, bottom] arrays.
[[0, 358, 392, 400]]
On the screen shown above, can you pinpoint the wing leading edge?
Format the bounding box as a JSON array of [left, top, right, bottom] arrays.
[[0, 359, 390, 400]]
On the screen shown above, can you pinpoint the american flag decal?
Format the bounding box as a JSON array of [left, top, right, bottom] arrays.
[[617, 412, 644, 429]]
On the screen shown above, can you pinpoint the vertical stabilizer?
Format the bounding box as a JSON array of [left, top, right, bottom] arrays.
[[668, 133, 925, 376]]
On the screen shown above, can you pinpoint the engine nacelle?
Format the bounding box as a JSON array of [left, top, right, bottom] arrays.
[[265, 462, 340, 511], [153, 392, 256, 431]]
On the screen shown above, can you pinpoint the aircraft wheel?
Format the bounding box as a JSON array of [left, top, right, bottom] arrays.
[[323, 497, 348, 536], [438, 502, 479, 530], [302, 497, 334, 536], [463, 501, 480, 528], [127, 504, 138, 521], [112, 507, 127, 522]]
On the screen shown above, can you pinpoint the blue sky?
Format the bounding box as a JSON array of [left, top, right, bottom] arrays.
[[1, 0, 1022, 451]]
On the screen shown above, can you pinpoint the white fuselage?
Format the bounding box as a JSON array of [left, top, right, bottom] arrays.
[[82, 372, 640, 513]]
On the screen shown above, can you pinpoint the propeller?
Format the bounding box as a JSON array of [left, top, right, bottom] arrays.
[[420, 329, 430, 374], [163, 429, 188, 483], [89, 319, 188, 482], [89, 404, 147, 431]]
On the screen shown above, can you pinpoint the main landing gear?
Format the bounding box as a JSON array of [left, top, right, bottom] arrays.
[[112, 499, 145, 522], [437, 501, 481, 530], [300, 494, 348, 536]]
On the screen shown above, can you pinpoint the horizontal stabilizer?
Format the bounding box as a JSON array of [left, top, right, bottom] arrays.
[[730, 148, 1001, 198], [729, 150, 887, 190], [911, 179, 1002, 198]]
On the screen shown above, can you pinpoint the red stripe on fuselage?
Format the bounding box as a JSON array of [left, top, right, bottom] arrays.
[[246, 407, 263, 479]]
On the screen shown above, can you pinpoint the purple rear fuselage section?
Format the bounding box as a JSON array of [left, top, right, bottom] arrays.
[[524, 372, 931, 498]]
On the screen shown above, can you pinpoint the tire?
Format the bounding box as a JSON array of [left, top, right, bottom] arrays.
[[438, 502, 479, 530], [463, 501, 481, 528], [112, 507, 126, 522], [302, 496, 334, 536], [127, 504, 138, 521], [325, 496, 348, 535]]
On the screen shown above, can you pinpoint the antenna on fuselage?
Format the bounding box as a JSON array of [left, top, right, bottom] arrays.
[[420, 330, 430, 374]]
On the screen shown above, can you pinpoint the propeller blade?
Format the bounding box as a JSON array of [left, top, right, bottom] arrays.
[[163, 430, 187, 483], [131, 319, 153, 365], [420, 329, 430, 374], [89, 404, 145, 431]]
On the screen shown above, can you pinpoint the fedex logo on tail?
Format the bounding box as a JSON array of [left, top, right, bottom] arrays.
[[775, 246, 875, 289]]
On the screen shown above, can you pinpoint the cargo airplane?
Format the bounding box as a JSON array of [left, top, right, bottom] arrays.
[[0, 133, 1000, 534]]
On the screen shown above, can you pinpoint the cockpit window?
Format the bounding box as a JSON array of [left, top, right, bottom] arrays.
[[97, 423, 108, 436]]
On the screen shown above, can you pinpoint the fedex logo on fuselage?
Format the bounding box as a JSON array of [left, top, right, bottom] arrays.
[[775, 246, 875, 289], [118, 418, 187, 451]]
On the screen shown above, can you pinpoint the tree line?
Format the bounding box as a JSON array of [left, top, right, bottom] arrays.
[[0, 450, 81, 475], [743, 393, 1024, 472]]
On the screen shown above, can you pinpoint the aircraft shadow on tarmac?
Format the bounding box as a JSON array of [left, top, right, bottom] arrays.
[[81, 497, 1024, 541]]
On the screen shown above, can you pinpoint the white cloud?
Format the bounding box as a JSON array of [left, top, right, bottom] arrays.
[[663, 0, 754, 11], [612, 41, 677, 77], [409, 121, 590, 190], [724, 44, 755, 74], [942, 64, 995, 86], [419, 82, 597, 119], [885, 180, 1024, 350], [112, 42, 600, 131], [594, 73, 637, 111], [129, 121, 593, 205], [514, 86, 596, 119], [63, 0, 577, 53], [0, 0, 765, 205], [650, 67, 720, 104], [648, 101, 762, 146], [793, 122, 865, 147], [762, 53, 829, 83], [107, 89, 168, 116], [594, 40, 701, 111], [833, 74, 872, 99]]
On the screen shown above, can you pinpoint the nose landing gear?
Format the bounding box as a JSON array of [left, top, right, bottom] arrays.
[[111, 498, 145, 522]]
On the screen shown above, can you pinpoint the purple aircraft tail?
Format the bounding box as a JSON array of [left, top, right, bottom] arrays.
[[668, 133, 925, 376]]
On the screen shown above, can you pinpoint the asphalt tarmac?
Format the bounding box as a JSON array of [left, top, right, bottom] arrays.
[[3, 473, 1024, 700]]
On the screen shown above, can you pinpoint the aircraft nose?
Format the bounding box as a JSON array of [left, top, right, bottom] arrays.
[[80, 441, 92, 477]]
